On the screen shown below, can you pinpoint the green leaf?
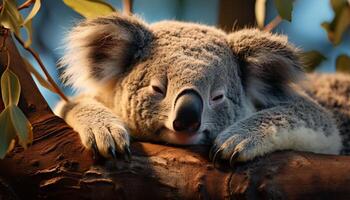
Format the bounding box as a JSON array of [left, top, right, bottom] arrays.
[[9, 105, 33, 148], [0, 107, 17, 159], [274, 0, 294, 21], [0, 0, 24, 35], [321, 22, 331, 33], [1, 68, 21, 107], [255, 0, 267, 28], [336, 54, 350, 73], [22, 0, 41, 47], [22, 0, 41, 25], [63, 0, 116, 19], [23, 59, 56, 92], [23, 20, 33, 48], [0, 0, 40, 47], [321, 0, 350, 45], [301, 51, 327, 72], [0, 105, 33, 158], [333, 7, 350, 45], [330, 0, 348, 13]]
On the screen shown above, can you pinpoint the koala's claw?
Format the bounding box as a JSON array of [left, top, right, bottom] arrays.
[[210, 146, 223, 168], [229, 151, 240, 168], [208, 144, 217, 161], [76, 120, 130, 159], [213, 132, 264, 164], [109, 147, 117, 159], [210, 145, 240, 168], [108, 145, 131, 162], [124, 146, 132, 162], [91, 142, 99, 160]]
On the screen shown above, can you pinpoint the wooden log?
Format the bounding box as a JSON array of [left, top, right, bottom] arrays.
[[1, 30, 350, 200]]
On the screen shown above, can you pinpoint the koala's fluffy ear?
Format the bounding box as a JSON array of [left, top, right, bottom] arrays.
[[228, 29, 304, 108], [61, 13, 153, 92]]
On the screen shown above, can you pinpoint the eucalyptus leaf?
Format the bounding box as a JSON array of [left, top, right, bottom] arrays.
[[333, 6, 350, 45], [63, 0, 116, 19], [321, 22, 331, 33], [22, 0, 41, 25], [322, 0, 350, 45], [301, 51, 326, 72], [330, 0, 348, 13], [23, 59, 56, 92], [336, 54, 350, 73], [1, 68, 21, 107], [0, 107, 17, 159], [21, 0, 41, 47], [0, 0, 23, 35], [255, 0, 267, 28], [23, 20, 33, 48], [9, 105, 33, 148], [274, 0, 294, 21]]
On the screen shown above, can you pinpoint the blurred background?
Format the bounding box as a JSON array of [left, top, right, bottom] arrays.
[[17, 0, 350, 108]]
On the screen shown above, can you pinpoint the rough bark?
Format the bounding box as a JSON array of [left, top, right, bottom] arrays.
[[1, 32, 350, 200]]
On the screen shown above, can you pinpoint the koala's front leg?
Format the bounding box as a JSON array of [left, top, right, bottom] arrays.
[[211, 97, 342, 165], [54, 96, 130, 158]]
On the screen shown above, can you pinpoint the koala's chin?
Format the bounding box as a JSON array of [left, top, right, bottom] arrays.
[[157, 128, 207, 145]]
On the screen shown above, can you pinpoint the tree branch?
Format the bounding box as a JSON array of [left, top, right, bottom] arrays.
[[13, 33, 68, 102], [263, 15, 282, 32], [18, 0, 35, 11], [122, 0, 133, 16]]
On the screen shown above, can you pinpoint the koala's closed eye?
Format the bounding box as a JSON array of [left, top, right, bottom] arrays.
[[210, 89, 225, 106], [152, 85, 164, 94], [149, 79, 166, 97]]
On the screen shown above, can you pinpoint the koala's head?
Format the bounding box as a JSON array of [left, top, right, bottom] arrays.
[[61, 13, 303, 145]]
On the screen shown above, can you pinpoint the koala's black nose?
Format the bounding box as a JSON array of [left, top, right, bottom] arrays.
[[173, 90, 203, 132]]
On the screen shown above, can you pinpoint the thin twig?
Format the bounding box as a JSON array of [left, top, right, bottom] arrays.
[[122, 0, 133, 16], [263, 15, 282, 32], [18, 0, 35, 11], [13, 33, 69, 102]]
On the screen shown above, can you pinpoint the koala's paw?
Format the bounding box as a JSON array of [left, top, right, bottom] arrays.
[[77, 120, 130, 159], [210, 131, 269, 167]]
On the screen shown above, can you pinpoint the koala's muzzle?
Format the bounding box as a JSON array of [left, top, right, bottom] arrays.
[[173, 90, 203, 132]]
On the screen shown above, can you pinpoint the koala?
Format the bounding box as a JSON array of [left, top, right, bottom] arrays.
[[55, 13, 343, 164]]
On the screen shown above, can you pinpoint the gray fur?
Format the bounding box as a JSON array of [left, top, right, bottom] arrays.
[[305, 73, 350, 154], [229, 29, 303, 109], [55, 13, 343, 161]]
